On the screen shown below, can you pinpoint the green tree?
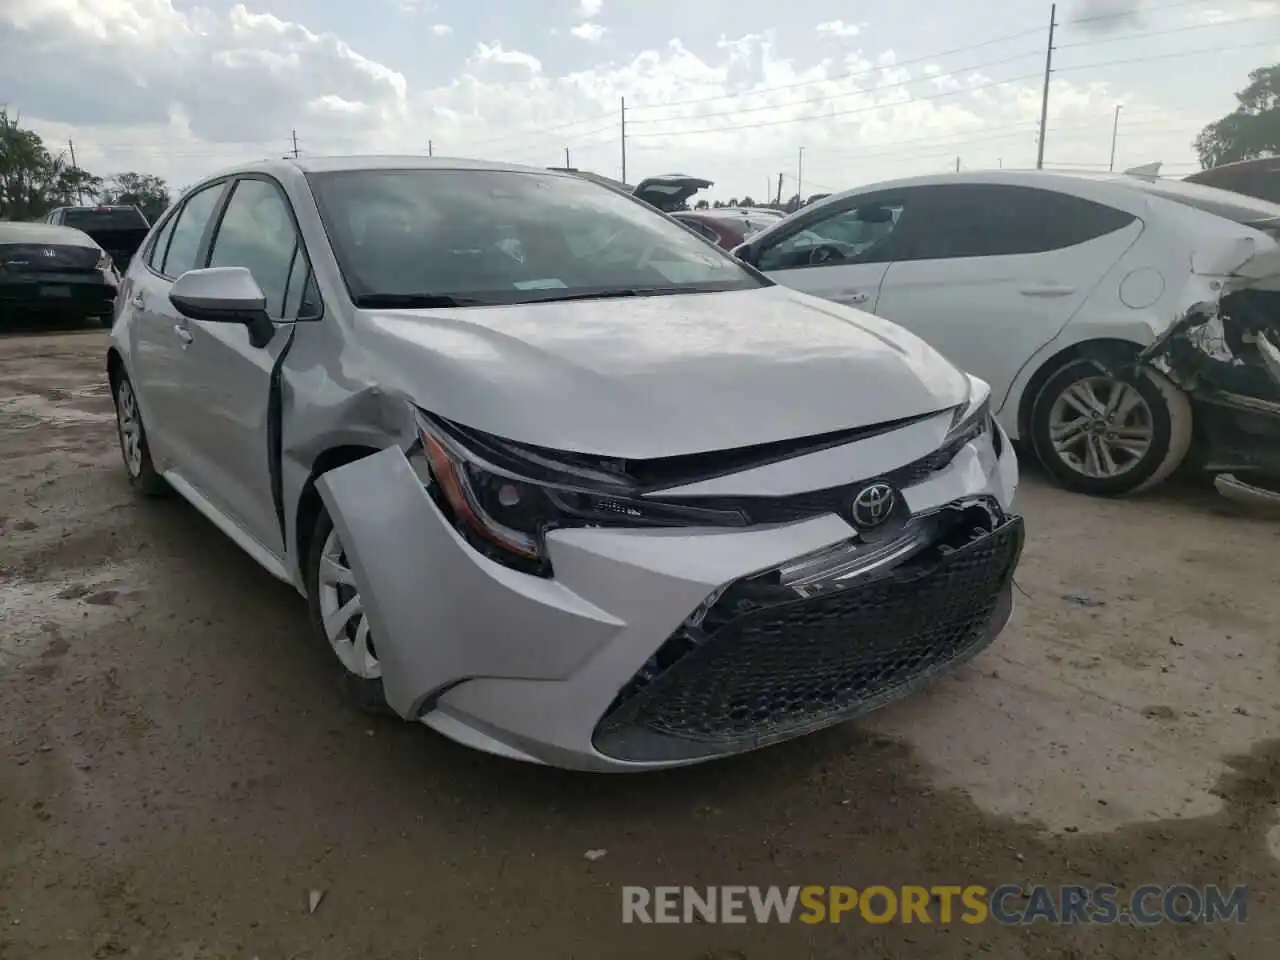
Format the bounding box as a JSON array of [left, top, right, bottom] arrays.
[[101, 172, 172, 221], [1194, 64, 1280, 168], [740, 195, 755, 206], [694, 198, 709, 209], [0, 109, 101, 219]]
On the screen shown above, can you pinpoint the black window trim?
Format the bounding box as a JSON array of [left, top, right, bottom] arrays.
[[752, 189, 911, 272], [143, 177, 232, 281], [202, 172, 324, 322]]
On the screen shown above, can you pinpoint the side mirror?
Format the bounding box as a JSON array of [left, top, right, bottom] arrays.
[[169, 267, 275, 349], [730, 241, 755, 264]]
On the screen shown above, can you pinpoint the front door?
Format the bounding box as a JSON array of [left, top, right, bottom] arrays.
[[168, 175, 321, 557]]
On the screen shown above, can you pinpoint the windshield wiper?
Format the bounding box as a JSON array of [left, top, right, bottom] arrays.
[[351, 293, 491, 308], [521, 286, 695, 303]]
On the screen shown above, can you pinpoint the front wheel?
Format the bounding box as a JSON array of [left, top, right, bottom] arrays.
[[305, 509, 392, 715], [1029, 359, 1193, 496]]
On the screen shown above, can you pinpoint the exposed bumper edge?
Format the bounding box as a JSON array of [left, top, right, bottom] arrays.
[[315, 446, 626, 719]]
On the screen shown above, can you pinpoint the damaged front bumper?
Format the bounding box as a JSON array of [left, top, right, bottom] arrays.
[[316, 428, 1021, 771]]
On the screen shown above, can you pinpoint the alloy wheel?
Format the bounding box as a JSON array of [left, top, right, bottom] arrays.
[[1047, 375, 1154, 479]]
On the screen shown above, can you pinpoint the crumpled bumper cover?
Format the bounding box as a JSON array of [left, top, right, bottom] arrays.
[[317, 429, 1020, 771]]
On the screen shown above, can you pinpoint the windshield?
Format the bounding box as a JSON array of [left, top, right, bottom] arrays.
[[62, 208, 148, 231], [307, 168, 765, 306]]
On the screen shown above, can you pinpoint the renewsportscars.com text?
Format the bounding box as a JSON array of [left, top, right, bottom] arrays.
[[621, 884, 1248, 925]]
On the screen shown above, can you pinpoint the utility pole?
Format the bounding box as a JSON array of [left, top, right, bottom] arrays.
[[797, 147, 804, 207], [1036, 3, 1057, 170], [68, 139, 84, 203], [1109, 104, 1122, 172], [776, 172, 784, 205], [566, 147, 571, 168], [620, 97, 627, 184], [428, 139, 434, 157], [291, 129, 299, 159], [955, 156, 961, 172]]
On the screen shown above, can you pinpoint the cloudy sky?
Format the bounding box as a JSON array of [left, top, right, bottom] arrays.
[[2, 0, 1278, 203]]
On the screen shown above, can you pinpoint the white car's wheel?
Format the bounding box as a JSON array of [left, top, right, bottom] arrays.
[[112, 373, 167, 496], [305, 509, 391, 715], [1030, 358, 1193, 496]]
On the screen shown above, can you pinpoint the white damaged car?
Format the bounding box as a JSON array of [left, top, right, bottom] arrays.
[[106, 156, 1022, 771]]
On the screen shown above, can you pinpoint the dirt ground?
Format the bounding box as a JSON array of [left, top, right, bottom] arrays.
[[1, 330, 1279, 960]]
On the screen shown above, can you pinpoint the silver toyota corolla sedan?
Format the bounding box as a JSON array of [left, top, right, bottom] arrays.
[[106, 156, 1023, 771]]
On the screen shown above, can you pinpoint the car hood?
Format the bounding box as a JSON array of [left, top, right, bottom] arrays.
[[357, 285, 970, 458]]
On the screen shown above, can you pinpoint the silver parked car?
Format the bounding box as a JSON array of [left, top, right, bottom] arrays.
[[106, 156, 1023, 771]]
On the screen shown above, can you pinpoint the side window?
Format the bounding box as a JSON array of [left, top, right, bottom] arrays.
[[162, 183, 224, 277], [207, 178, 304, 319], [757, 198, 906, 271], [281, 245, 321, 320], [904, 185, 1138, 261], [147, 212, 178, 272]]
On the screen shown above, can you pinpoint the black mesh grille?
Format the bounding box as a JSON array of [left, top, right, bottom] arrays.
[[595, 514, 1024, 762]]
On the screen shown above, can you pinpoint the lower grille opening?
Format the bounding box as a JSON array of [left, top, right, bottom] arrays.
[[594, 499, 1024, 763]]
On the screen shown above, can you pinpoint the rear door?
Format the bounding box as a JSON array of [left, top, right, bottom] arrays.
[[753, 190, 913, 311], [168, 174, 322, 556], [125, 180, 229, 470], [875, 183, 1143, 405]]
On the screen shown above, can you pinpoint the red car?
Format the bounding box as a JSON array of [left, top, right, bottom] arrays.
[[671, 208, 786, 251]]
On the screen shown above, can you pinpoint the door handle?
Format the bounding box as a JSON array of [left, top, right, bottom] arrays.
[[837, 291, 870, 304], [173, 324, 193, 345], [1019, 284, 1075, 297], [131, 293, 145, 308]]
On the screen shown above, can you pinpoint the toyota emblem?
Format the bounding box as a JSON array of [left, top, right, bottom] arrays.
[[850, 482, 897, 530]]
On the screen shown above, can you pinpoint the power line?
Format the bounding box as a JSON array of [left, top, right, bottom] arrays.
[[1056, 11, 1279, 49], [628, 49, 1045, 128], [627, 71, 1043, 139], [625, 25, 1049, 113], [1055, 38, 1280, 73]]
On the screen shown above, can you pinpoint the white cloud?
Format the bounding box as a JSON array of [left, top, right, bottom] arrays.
[[570, 22, 607, 41], [470, 40, 542, 73], [816, 20, 863, 37], [431, 23, 452, 36], [0, 2, 1219, 201], [577, 0, 604, 17]]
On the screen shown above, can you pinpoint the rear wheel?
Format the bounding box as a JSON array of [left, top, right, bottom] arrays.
[[1029, 359, 1193, 496], [305, 509, 392, 715], [112, 373, 167, 496]]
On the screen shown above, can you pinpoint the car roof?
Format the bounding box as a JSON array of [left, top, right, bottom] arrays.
[[795, 168, 1280, 222], [0, 221, 99, 247], [199, 154, 563, 181]]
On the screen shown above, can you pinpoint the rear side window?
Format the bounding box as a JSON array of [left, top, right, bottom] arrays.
[[904, 184, 1137, 260], [161, 183, 224, 277]]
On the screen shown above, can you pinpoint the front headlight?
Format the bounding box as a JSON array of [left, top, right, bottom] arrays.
[[414, 413, 747, 575], [937, 377, 994, 462]]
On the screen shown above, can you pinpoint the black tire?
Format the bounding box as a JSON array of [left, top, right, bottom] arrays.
[[304, 508, 392, 716], [97, 313, 114, 329], [112, 371, 168, 497], [1029, 358, 1193, 496]]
